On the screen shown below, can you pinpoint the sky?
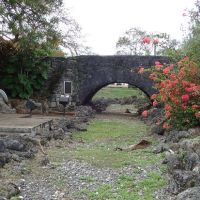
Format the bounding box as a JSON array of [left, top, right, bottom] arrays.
[[64, 0, 196, 55]]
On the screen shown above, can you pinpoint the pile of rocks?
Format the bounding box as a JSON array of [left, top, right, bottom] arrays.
[[90, 96, 148, 113], [153, 128, 200, 199], [0, 105, 95, 168]]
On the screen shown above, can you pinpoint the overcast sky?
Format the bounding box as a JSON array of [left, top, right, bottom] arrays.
[[64, 0, 196, 55]]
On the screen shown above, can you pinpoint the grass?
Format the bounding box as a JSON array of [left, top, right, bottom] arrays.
[[79, 175, 94, 183], [81, 172, 167, 200], [48, 118, 164, 168], [93, 86, 146, 99]]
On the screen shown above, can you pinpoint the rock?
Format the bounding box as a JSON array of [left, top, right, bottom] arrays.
[[17, 151, 35, 159], [6, 183, 20, 199], [11, 153, 21, 162], [5, 139, 25, 151], [90, 98, 111, 112], [151, 124, 165, 135], [162, 154, 182, 172], [40, 156, 50, 166], [53, 128, 65, 140], [176, 187, 200, 200], [0, 153, 11, 167], [184, 153, 200, 171], [0, 140, 6, 152], [169, 170, 200, 194], [188, 128, 200, 137], [154, 143, 170, 154], [75, 106, 95, 118], [73, 123, 87, 132], [179, 137, 200, 153], [166, 130, 190, 143]]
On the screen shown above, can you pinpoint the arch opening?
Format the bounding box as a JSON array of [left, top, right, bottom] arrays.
[[82, 81, 151, 105], [88, 82, 150, 114]]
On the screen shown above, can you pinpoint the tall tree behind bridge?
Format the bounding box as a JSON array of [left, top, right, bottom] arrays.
[[0, 0, 89, 98], [183, 0, 200, 66]]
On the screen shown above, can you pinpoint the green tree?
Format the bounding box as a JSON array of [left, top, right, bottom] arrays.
[[0, 0, 88, 98], [116, 27, 179, 56], [183, 0, 200, 65], [116, 27, 151, 55]]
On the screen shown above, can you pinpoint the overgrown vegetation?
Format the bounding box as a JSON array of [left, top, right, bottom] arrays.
[[183, 0, 200, 67], [0, 0, 88, 98]]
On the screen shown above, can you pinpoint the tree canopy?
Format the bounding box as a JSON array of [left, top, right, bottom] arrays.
[[116, 27, 179, 56], [0, 0, 89, 98]]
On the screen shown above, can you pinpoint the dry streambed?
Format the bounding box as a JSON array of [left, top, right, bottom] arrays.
[[0, 111, 170, 200]]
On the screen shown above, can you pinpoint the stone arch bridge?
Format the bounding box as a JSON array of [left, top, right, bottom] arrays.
[[45, 55, 168, 107]]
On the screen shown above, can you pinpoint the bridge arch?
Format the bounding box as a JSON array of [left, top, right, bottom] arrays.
[[46, 55, 169, 106], [79, 72, 156, 105]]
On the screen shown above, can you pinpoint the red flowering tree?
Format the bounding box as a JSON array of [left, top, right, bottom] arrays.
[[149, 57, 200, 130]]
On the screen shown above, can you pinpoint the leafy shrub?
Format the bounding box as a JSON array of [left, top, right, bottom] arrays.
[[149, 57, 200, 130]]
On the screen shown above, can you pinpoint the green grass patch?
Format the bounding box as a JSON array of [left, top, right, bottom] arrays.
[[79, 175, 94, 183], [65, 118, 164, 168], [81, 172, 166, 200], [72, 118, 148, 145], [93, 87, 145, 99], [68, 147, 163, 168], [48, 117, 164, 168]]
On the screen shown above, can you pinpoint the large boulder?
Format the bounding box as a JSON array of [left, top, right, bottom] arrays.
[[4, 139, 25, 151], [169, 170, 200, 194], [176, 187, 200, 200], [0, 140, 6, 152]]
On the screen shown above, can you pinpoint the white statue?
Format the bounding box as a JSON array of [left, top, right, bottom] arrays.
[[0, 89, 16, 113]]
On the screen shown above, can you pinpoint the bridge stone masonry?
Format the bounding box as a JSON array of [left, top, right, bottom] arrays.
[[45, 55, 169, 107]]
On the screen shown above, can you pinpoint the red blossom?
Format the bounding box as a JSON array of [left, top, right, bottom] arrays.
[[169, 64, 174, 70], [163, 67, 171, 75], [185, 87, 193, 93], [141, 110, 148, 117], [182, 80, 190, 87], [192, 104, 199, 110], [149, 73, 157, 80], [181, 94, 190, 102], [155, 61, 161, 65], [195, 112, 200, 117], [150, 94, 157, 100], [170, 73, 177, 80], [153, 101, 158, 107], [165, 111, 171, 118], [142, 37, 151, 44], [165, 104, 172, 111], [163, 122, 170, 129], [148, 57, 200, 129]]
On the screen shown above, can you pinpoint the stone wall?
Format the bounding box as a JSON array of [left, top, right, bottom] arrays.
[[45, 55, 169, 107]]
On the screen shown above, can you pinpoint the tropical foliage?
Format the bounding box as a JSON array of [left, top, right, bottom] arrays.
[[0, 0, 88, 98]]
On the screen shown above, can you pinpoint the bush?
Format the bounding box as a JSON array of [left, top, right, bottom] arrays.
[[149, 57, 200, 130]]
